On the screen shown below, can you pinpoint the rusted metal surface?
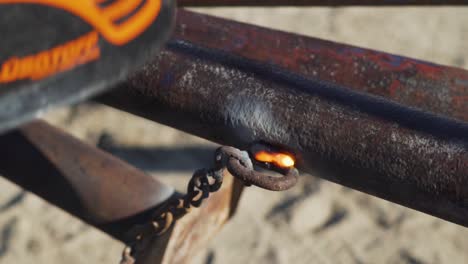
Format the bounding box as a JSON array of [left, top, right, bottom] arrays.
[[217, 146, 299, 191], [0, 121, 246, 263], [122, 144, 293, 262], [178, 0, 468, 5], [98, 11, 468, 226], [123, 157, 225, 262], [0, 120, 174, 240], [172, 10, 468, 122], [137, 172, 243, 264]]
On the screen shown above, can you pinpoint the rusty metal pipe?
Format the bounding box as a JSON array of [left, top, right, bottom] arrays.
[[172, 10, 468, 122], [178, 0, 468, 6], [0, 121, 174, 241], [97, 12, 468, 227], [99, 46, 468, 226]]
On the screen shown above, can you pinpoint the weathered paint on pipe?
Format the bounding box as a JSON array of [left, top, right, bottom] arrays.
[[172, 10, 468, 122], [98, 43, 468, 227]]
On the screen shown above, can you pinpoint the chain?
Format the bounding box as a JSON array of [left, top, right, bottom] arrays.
[[120, 166, 224, 264], [120, 145, 298, 264]]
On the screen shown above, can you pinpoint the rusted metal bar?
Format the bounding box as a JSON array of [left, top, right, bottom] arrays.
[[0, 120, 174, 240], [178, 0, 468, 6], [0, 120, 245, 263], [137, 174, 244, 264], [98, 10, 468, 227], [172, 10, 468, 122]]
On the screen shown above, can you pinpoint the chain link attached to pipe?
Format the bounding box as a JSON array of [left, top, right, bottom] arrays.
[[120, 145, 299, 264]]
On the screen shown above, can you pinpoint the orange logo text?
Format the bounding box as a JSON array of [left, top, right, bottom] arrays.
[[0, 31, 100, 83]]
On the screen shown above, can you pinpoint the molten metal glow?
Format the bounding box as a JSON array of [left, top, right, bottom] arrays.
[[254, 150, 295, 168]]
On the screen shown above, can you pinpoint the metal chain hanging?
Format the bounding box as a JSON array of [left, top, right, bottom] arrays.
[[120, 145, 299, 264]]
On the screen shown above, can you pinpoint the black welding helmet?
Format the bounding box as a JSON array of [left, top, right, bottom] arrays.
[[0, 0, 175, 134]]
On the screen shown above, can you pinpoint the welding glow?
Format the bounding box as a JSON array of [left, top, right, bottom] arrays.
[[254, 150, 295, 168], [279, 154, 295, 167]]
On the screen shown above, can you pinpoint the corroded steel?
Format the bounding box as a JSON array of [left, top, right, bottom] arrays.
[[217, 146, 299, 191], [172, 10, 468, 122], [0, 121, 245, 263], [136, 172, 243, 264], [98, 11, 468, 227], [0, 120, 174, 240]]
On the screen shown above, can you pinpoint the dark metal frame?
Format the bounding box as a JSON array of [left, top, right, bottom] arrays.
[[1, 3, 467, 263]]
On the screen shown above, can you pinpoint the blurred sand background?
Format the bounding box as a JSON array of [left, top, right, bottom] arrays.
[[1, 7, 468, 264]]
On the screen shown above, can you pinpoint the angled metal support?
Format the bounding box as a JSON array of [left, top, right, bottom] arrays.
[[0, 120, 244, 263]]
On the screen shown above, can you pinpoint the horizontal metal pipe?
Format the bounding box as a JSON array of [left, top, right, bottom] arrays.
[[0, 121, 174, 241], [173, 10, 468, 122], [99, 47, 468, 226], [178, 0, 468, 5], [98, 12, 468, 226]]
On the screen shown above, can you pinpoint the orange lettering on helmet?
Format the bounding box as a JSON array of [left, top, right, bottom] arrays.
[[0, 31, 101, 83], [0, 0, 162, 84], [0, 57, 20, 82]]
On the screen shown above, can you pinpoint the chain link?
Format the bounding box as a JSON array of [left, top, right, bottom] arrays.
[[120, 167, 224, 264], [120, 145, 298, 264]]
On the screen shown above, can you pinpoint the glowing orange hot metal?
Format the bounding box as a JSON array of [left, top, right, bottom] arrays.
[[254, 150, 295, 168]]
